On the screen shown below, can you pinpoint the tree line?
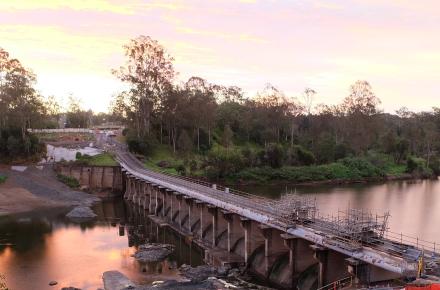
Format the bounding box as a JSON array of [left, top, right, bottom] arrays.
[[0, 47, 113, 161], [111, 35, 440, 181]]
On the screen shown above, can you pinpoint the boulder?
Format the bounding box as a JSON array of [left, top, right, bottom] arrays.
[[103, 271, 136, 290], [179, 265, 228, 282], [132, 243, 175, 263], [66, 206, 97, 220]]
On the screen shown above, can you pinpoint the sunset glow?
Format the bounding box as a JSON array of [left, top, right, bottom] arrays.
[[1, 0, 439, 112]]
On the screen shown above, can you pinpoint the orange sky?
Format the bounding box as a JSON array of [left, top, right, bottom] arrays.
[[0, 0, 439, 112]]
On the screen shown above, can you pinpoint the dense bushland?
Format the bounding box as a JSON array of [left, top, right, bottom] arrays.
[[0, 129, 45, 162], [111, 35, 438, 184]]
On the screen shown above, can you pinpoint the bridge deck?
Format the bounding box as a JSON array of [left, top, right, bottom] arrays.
[[115, 150, 427, 276]]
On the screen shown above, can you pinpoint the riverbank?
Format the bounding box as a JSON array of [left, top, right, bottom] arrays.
[[0, 165, 99, 216]]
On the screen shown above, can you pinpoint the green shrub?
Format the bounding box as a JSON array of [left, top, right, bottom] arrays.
[[57, 174, 80, 188], [338, 157, 385, 178], [406, 156, 433, 178], [236, 158, 384, 183], [0, 175, 7, 184], [263, 143, 284, 168], [204, 148, 245, 179], [429, 156, 440, 176]]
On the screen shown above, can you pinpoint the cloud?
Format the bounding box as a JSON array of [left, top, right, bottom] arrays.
[[0, 0, 133, 14]]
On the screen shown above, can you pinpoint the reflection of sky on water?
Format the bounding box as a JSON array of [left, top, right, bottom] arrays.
[[42, 144, 102, 162], [239, 179, 440, 242], [0, 200, 203, 290]]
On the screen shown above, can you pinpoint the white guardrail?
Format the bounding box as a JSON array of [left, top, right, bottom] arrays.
[[28, 128, 95, 133]]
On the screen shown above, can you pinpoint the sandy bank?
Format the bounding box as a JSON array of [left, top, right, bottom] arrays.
[[0, 165, 99, 216]]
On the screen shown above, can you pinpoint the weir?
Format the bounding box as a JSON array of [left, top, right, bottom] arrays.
[[57, 150, 440, 289]]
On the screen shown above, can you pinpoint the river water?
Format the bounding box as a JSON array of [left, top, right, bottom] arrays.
[[239, 178, 440, 244], [1, 179, 439, 289], [0, 200, 203, 290]]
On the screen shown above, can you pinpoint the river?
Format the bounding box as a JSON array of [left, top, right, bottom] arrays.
[[1, 179, 439, 289], [240, 178, 440, 244], [0, 200, 204, 290]]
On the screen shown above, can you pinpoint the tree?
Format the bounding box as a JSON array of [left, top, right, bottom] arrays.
[[342, 80, 381, 116], [113, 35, 175, 138], [302, 88, 316, 115], [222, 124, 233, 149], [178, 130, 193, 154]]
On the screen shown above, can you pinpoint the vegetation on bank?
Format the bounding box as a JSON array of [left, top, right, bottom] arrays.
[[140, 142, 433, 185], [56, 174, 80, 188], [0, 130, 46, 163], [74, 152, 118, 166], [108, 35, 440, 185], [0, 175, 7, 184]]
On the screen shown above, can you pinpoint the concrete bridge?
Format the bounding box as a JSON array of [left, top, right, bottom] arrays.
[[54, 139, 437, 289], [110, 149, 439, 289]]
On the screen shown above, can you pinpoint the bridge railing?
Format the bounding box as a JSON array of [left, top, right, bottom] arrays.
[[316, 276, 353, 290], [115, 148, 440, 259], [28, 128, 94, 133]]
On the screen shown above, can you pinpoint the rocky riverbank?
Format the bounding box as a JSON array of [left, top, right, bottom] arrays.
[[103, 264, 274, 290], [0, 164, 99, 216]]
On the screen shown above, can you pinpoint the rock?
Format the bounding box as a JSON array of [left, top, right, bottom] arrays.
[[49, 280, 58, 286], [66, 206, 97, 220], [132, 243, 175, 263], [103, 271, 136, 290], [179, 265, 226, 282], [156, 160, 171, 168]]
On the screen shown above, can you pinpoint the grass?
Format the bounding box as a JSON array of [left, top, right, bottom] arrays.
[[75, 152, 118, 166], [85, 153, 118, 166], [385, 164, 407, 176], [57, 174, 80, 188], [0, 175, 7, 184], [144, 145, 182, 175]]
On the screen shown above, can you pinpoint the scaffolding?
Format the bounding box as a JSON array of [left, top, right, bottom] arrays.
[[314, 208, 390, 247], [269, 194, 318, 224]]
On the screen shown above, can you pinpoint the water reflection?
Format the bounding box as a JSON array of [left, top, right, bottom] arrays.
[[239, 179, 440, 242], [0, 199, 203, 290]]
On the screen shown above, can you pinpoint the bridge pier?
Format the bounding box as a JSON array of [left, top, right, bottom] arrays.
[[196, 201, 207, 240], [118, 168, 412, 290], [240, 218, 252, 264], [223, 211, 241, 253], [311, 245, 328, 288], [208, 205, 218, 248], [281, 233, 299, 289]]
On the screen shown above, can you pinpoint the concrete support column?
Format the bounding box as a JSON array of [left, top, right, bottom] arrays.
[[142, 182, 149, 209], [177, 194, 183, 230], [169, 191, 175, 222], [197, 201, 205, 240], [184, 197, 193, 233], [260, 225, 273, 275], [154, 186, 159, 216], [240, 218, 251, 264], [136, 180, 142, 206], [223, 211, 235, 253], [130, 179, 136, 203], [148, 184, 154, 213], [282, 233, 299, 288], [161, 188, 166, 217], [165, 189, 173, 219], [311, 245, 328, 288], [346, 258, 367, 286], [208, 205, 218, 247], [124, 177, 130, 199]]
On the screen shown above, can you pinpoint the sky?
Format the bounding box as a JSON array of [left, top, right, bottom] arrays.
[[0, 0, 439, 113]]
